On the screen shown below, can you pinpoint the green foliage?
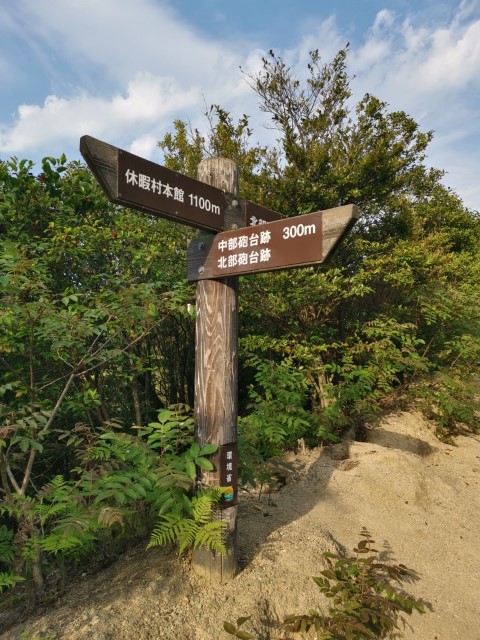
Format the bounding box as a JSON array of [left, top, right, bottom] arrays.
[[147, 486, 227, 555], [223, 616, 254, 639], [19, 631, 56, 640], [414, 371, 480, 439], [138, 406, 194, 455], [0, 405, 223, 596], [0, 524, 15, 562], [223, 530, 425, 639], [283, 529, 425, 639], [156, 45, 480, 446], [0, 571, 25, 593], [0, 524, 25, 593], [2, 42, 480, 613], [240, 356, 319, 457], [0, 156, 206, 597]]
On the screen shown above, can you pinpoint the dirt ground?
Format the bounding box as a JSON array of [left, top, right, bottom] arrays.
[[1, 410, 479, 640]]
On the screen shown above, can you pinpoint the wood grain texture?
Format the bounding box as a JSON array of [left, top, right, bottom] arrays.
[[322, 204, 360, 260], [194, 277, 238, 445], [79, 135, 118, 201], [192, 157, 239, 582]]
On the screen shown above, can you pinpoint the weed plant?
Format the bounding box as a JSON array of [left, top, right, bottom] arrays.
[[224, 528, 425, 639]]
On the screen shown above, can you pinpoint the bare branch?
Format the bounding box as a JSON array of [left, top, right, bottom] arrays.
[[20, 372, 75, 496], [0, 448, 20, 494]]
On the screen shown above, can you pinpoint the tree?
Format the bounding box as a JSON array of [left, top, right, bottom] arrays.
[[0, 155, 202, 592], [158, 46, 480, 438]]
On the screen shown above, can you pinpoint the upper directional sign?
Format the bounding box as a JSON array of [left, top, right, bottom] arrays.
[[187, 205, 359, 281], [80, 135, 284, 232]]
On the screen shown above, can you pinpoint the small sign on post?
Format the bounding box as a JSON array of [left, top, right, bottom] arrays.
[[212, 443, 238, 506]]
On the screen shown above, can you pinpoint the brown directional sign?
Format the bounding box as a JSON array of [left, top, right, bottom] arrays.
[[80, 135, 284, 232], [245, 201, 285, 226], [187, 204, 359, 281]]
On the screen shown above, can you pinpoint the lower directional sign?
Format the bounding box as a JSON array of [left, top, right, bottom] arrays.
[[187, 204, 359, 281]]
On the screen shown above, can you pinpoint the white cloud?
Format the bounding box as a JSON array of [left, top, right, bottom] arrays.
[[129, 134, 158, 160], [282, 5, 480, 209], [14, 0, 238, 87], [0, 0, 250, 156], [350, 5, 480, 107], [0, 74, 198, 153], [0, 1, 479, 209], [415, 20, 480, 90]]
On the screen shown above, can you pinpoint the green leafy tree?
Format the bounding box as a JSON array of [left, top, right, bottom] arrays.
[[0, 157, 202, 594], [158, 46, 480, 441]]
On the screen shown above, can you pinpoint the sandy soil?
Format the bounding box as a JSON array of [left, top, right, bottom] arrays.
[[1, 410, 479, 639]]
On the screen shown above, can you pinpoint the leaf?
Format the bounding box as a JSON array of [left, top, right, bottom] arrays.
[[195, 457, 214, 471], [189, 442, 201, 459], [199, 443, 218, 455], [185, 460, 196, 479], [113, 491, 127, 504], [223, 621, 237, 634], [352, 622, 376, 637]]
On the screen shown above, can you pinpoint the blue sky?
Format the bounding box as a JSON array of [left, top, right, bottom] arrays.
[[1, 0, 479, 211]]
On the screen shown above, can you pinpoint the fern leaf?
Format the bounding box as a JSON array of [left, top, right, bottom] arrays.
[[147, 514, 183, 549], [0, 572, 25, 593], [97, 508, 125, 527], [176, 520, 198, 555], [0, 526, 15, 564], [191, 494, 214, 525], [193, 520, 227, 555]]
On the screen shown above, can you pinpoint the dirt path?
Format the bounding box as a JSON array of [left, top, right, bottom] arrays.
[[2, 411, 479, 639]]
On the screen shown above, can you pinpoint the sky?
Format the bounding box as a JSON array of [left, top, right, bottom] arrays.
[[0, 0, 479, 211]]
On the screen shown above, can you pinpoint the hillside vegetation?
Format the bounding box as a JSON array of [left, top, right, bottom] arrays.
[[1, 46, 479, 609]]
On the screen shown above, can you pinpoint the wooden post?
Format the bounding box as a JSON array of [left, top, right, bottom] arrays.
[[192, 158, 239, 582]]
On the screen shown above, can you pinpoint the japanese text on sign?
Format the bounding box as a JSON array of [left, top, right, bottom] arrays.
[[216, 229, 273, 271], [118, 148, 225, 231], [123, 167, 221, 216], [125, 168, 186, 206], [187, 209, 332, 281], [212, 444, 238, 507]]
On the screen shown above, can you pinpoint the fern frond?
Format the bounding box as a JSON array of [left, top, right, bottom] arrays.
[[0, 525, 15, 565], [35, 501, 72, 525], [37, 474, 70, 499], [147, 513, 183, 549], [193, 520, 227, 555], [0, 571, 25, 593], [177, 520, 200, 555], [147, 487, 227, 555], [51, 513, 95, 535], [97, 507, 125, 527], [191, 494, 214, 524], [39, 531, 95, 555]]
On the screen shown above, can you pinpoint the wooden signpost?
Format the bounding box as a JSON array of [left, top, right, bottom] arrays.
[[80, 135, 359, 583]]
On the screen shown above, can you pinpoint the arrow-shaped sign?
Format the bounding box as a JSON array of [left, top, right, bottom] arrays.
[[80, 135, 284, 232], [187, 205, 359, 281]]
